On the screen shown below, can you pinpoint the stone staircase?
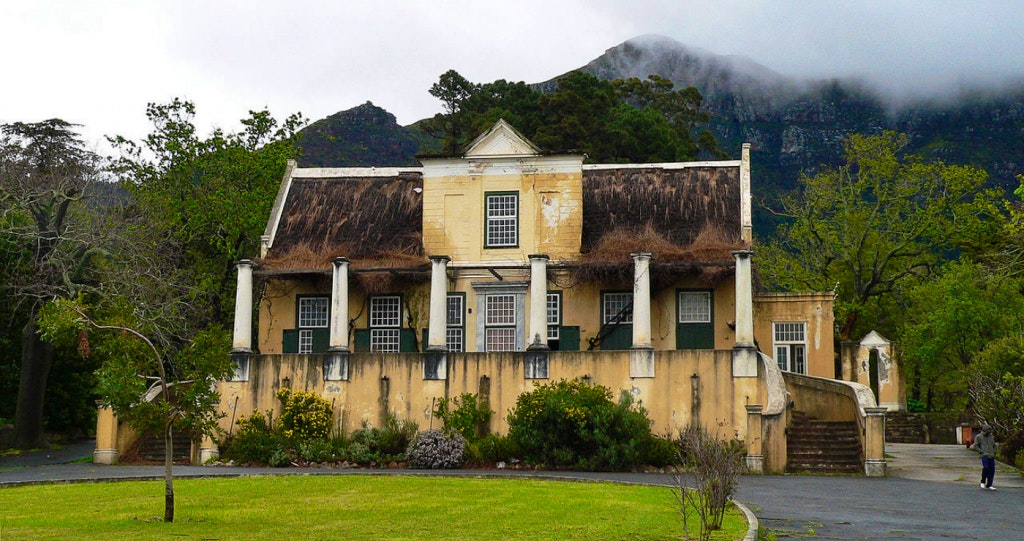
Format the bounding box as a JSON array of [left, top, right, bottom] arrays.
[[787, 413, 863, 474], [132, 430, 193, 464]]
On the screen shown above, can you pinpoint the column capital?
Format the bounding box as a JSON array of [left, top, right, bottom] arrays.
[[528, 253, 550, 261], [429, 255, 451, 263], [731, 249, 754, 259], [331, 256, 351, 266], [864, 406, 889, 416], [745, 404, 764, 414], [237, 258, 256, 268], [630, 252, 653, 261]]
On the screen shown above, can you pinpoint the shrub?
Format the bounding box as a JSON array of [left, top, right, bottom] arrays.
[[221, 410, 290, 466], [350, 412, 419, 463], [644, 435, 679, 468], [298, 438, 336, 463], [473, 433, 521, 464], [406, 429, 467, 469], [433, 393, 494, 441], [674, 424, 746, 541], [506, 379, 658, 471], [277, 388, 333, 440]]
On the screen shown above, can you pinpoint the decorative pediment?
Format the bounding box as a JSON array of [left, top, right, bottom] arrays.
[[860, 330, 890, 349], [464, 119, 541, 157]]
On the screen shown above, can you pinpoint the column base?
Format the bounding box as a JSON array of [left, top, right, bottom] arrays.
[[199, 447, 220, 464], [525, 349, 549, 379], [864, 459, 887, 477], [324, 350, 349, 381], [93, 448, 118, 465], [423, 350, 447, 380], [732, 345, 758, 377], [629, 347, 655, 378], [745, 454, 765, 474]]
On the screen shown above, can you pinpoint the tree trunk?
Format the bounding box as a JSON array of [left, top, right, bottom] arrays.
[[164, 422, 175, 522], [14, 319, 54, 449]]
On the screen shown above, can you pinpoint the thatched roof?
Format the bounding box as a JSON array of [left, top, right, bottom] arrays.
[[581, 165, 743, 253], [261, 171, 426, 273]]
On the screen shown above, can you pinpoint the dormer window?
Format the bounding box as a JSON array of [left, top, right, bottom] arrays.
[[485, 192, 518, 248]]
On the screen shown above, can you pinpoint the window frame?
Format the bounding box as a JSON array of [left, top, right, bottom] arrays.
[[483, 191, 519, 248], [484, 293, 518, 351], [601, 291, 634, 325], [546, 291, 562, 341], [446, 293, 466, 352], [369, 295, 403, 353], [295, 295, 330, 354], [677, 290, 712, 324], [773, 321, 807, 374]]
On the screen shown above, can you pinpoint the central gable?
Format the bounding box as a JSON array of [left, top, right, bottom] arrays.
[[463, 119, 541, 157]]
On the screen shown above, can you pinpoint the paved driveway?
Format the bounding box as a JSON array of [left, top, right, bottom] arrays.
[[2, 442, 1022, 540]]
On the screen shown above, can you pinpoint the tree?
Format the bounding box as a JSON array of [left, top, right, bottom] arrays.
[[899, 260, 1024, 410], [759, 132, 1004, 340], [109, 99, 305, 331], [0, 119, 105, 448], [38, 297, 233, 522]]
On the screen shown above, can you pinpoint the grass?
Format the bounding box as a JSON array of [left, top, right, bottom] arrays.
[[0, 475, 748, 540]]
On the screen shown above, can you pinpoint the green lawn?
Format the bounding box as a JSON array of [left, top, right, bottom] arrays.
[[0, 475, 748, 540]]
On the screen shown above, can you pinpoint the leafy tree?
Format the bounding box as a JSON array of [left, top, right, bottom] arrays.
[[0, 119, 106, 448], [109, 99, 305, 331], [760, 131, 1004, 340], [899, 260, 1024, 410], [38, 297, 233, 523]]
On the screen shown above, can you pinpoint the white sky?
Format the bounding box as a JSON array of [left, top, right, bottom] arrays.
[[2, 0, 1023, 151]]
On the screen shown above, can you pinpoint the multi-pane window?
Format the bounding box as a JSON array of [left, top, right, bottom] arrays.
[[297, 297, 329, 354], [774, 322, 807, 374], [546, 292, 561, 340], [485, 294, 517, 351], [602, 292, 633, 324], [485, 193, 518, 247], [370, 296, 402, 352], [446, 294, 464, 352], [678, 291, 711, 323]]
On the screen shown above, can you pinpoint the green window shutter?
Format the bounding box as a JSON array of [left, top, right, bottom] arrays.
[[422, 329, 430, 352], [559, 326, 580, 351], [354, 329, 370, 352], [400, 328, 418, 353], [283, 329, 299, 353], [601, 325, 632, 351], [677, 323, 714, 349], [312, 328, 331, 353]]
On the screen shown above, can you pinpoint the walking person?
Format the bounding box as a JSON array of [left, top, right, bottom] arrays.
[[971, 424, 998, 490]]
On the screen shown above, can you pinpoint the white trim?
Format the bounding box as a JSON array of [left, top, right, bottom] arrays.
[[583, 160, 742, 170], [290, 167, 422, 178], [264, 159, 297, 250], [421, 155, 583, 178]]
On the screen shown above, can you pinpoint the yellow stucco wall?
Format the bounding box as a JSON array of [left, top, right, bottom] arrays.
[[217, 350, 767, 442], [753, 292, 835, 378]]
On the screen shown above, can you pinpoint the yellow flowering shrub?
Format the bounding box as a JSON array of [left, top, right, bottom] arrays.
[[276, 388, 333, 440]]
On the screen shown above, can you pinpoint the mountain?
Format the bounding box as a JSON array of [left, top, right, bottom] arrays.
[[297, 101, 419, 167], [298, 36, 1024, 203]]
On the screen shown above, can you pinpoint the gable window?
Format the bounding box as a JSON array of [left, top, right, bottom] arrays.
[[774, 322, 807, 374], [370, 296, 402, 352], [446, 294, 465, 352], [297, 296, 329, 354], [677, 290, 714, 349], [485, 192, 518, 248], [485, 293, 517, 351]]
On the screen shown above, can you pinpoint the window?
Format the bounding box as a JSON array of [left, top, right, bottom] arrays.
[[774, 322, 807, 373], [678, 291, 711, 323], [446, 294, 465, 352], [546, 292, 561, 341], [370, 296, 402, 352], [602, 292, 633, 324], [297, 296, 329, 354], [485, 294, 517, 351], [485, 192, 518, 247]]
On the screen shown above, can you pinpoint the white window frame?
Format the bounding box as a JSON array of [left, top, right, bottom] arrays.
[[297, 296, 329, 354], [446, 294, 465, 352], [485, 192, 518, 248], [370, 296, 402, 353], [602, 292, 633, 324], [773, 322, 807, 374], [678, 291, 711, 323], [546, 292, 561, 341], [485, 293, 517, 351]]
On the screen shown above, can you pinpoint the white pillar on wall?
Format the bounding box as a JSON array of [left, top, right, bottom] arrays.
[[528, 254, 550, 350], [231, 259, 255, 353], [631, 252, 653, 349], [741, 143, 752, 243], [427, 256, 451, 351], [329, 257, 351, 352], [733, 250, 755, 348]]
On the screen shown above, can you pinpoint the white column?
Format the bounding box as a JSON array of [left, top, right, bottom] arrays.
[[631, 252, 653, 349], [231, 259, 255, 353], [733, 250, 754, 347], [741, 143, 752, 243], [427, 256, 450, 351], [329, 257, 351, 352], [528, 254, 550, 350]]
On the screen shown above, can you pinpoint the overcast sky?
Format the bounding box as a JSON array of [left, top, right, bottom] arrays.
[[3, 0, 1023, 151]]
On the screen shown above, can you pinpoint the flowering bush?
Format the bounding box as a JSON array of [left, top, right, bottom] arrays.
[[433, 393, 493, 441], [276, 388, 333, 440], [406, 429, 466, 469]]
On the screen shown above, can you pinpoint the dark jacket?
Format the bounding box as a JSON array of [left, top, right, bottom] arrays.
[[972, 431, 997, 459]]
